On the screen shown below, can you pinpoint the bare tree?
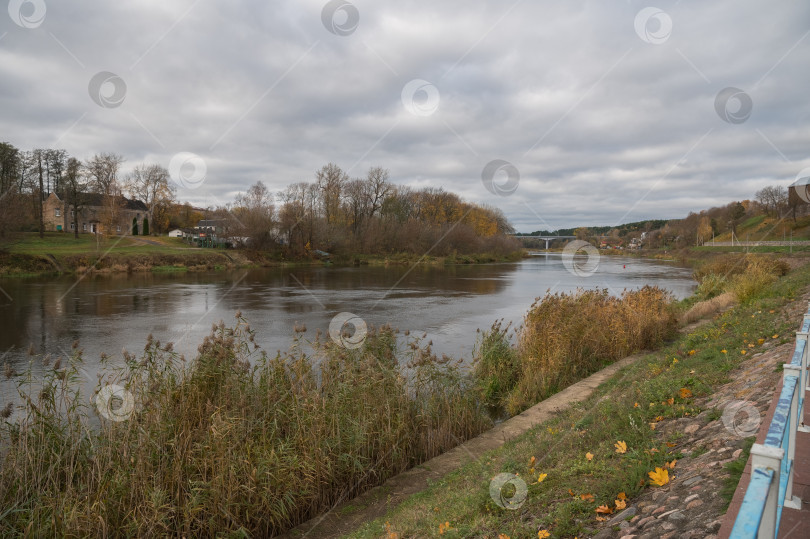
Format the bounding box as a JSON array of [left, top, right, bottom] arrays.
[[63, 158, 85, 239], [233, 181, 276, 249], [126, 163, 176, 234], [33, 149, 45, 238], [316, 163, 348, 227], [366, 166, 392, 219], [755, 185, 788, 217], [85, 152, 124, 196], [46, 149, 67, 197]]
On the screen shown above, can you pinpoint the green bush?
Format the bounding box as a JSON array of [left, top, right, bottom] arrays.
[[696, 273, 727, 299], [473, 320, 520, 410]]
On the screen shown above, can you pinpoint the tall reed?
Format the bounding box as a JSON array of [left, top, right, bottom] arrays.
[[0, 317, 490, 537], [501, 286, 677, 414]]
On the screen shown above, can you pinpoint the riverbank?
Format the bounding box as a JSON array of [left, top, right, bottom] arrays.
[[0, 232, 525, 278], [341, 257, 810, 538], [0, 268, 677, 536]]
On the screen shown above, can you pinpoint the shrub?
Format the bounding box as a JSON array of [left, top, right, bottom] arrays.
[[696, 273, 727, 299], [693, 254, 789, 283], [728, 258, 779, 302], [473, 320, 521, 410]]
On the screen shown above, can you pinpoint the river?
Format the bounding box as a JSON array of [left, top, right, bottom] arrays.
[[0, 254, 695, 395]]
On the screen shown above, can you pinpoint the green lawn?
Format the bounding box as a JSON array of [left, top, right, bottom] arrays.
[[4, 232, 193, 256]]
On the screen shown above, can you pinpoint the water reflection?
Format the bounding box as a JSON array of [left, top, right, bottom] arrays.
[[0, 255, 695, 387]]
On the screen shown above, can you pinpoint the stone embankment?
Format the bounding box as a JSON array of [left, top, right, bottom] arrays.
[[591, 293, 809, 539]]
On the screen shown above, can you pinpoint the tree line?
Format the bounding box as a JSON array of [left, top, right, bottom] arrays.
[[0, 142, 519, 257], [0, 142, 190, 239], [212, 163, 518, 256]]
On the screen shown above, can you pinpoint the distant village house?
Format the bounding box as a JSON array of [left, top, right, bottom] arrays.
[[43, 192, 151, 235]]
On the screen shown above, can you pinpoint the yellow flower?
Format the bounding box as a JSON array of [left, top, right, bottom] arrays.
[[757, 338, 765, 345], [537, 473, 548, 483], [439, 521, 451, 535], [614, 440, 627, 454], [773, 334, 779, 339], [538, 531, 551, 539], [688, 349, 696, 355], [741, 350, 747, 355], [721, 349, 727, 354], [634, 402, 639, 408], [585, 452, 594, 461]]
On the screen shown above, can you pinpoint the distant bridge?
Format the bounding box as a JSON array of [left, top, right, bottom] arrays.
[[512, 235, 577, 250]]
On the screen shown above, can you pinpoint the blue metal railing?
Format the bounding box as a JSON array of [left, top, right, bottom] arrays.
[[730, 307, 809, 538], [732, 468, 776, 536]]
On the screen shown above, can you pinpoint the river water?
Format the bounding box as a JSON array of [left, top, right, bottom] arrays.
[[0, 254, 695, 394]]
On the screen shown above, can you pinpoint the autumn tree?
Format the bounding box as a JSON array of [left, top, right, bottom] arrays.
[[126, 163, 176, 234], [696, 215, 712, 245]]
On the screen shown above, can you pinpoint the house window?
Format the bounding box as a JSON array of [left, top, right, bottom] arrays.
[[55, 208, 61, 217], [70, 223, 75, 230], [116, 226, 121, 233], [82, 223, 87, 231], [70, 209, 75, 217]]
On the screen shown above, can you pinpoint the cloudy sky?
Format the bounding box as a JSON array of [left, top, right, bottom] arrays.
[[1, 0, 808, 232]]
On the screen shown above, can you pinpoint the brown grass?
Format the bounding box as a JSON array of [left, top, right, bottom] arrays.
[[502, 286, 677, 415], [680, 291, 736, 325]]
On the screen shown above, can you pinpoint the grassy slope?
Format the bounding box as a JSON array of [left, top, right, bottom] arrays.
[[349, 263, 810, 538], [714, 214, 810, 243], [0, 233, 525, 277], [0, 232, 235, 276]]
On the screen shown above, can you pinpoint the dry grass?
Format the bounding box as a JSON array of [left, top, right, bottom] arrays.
[[680, 291, 736, 325], [693, 254, 791, 304], [0, 317, 490, 537], [693, 253, 789, 283], [497, 286, 677, 415]]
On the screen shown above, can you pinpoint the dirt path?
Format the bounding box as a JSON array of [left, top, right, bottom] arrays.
[[286, 347, 679, 538]]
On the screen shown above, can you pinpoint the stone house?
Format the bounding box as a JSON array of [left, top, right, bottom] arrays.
[[43, 192, 151, 235]]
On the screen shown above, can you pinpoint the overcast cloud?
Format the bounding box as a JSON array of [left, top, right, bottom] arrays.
[[1, 0, 808, 231]]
